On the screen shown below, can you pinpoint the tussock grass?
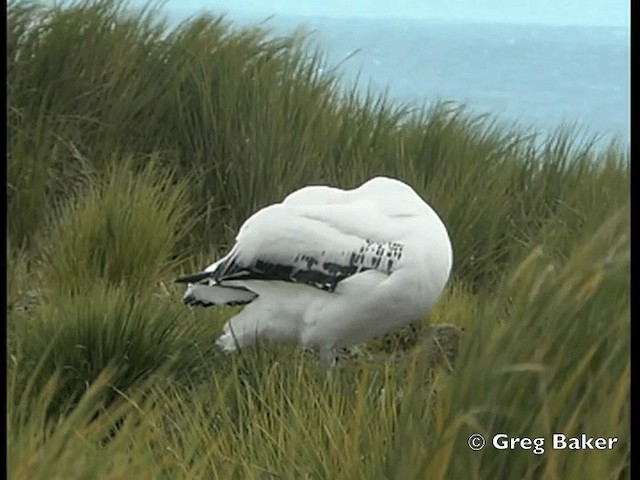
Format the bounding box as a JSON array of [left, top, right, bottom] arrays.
[[443, 207, 629, 479], [10, 282, 211, 417], [37, 159, 192, 297], [7, 0, 629, 478]]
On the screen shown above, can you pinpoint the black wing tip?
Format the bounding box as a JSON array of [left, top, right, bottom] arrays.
[[175, 271, 213, 284], [184, 297, 214, 307], [183, 294, 254, 308]]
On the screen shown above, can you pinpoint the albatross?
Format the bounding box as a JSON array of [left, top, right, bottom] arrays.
[[176, 176, 453, 365]]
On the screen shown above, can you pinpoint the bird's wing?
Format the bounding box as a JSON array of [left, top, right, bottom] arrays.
[[176, 201, 416, 292], [182, 283, 258, 307]]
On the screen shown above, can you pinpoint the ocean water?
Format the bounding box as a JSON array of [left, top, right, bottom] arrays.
[[157, 6, 630, 146]]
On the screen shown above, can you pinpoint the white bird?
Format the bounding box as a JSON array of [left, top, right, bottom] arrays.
[[176, 177, 453, 365]]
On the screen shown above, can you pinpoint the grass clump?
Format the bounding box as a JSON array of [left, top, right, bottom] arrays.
[[7, 0, 629, 478], [7, 367, 163, 480], [10, 282, 209, 417], [38, 158, 192, 297], [438, 206, 629, 479]]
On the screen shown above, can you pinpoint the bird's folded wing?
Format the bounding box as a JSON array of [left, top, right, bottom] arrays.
[[196, 203, 410, 292]]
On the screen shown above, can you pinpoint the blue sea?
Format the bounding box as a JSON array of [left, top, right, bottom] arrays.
[[160, 7, 630, 147]]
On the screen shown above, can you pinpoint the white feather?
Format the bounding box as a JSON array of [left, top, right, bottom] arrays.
[[179, 176, 453, 364]]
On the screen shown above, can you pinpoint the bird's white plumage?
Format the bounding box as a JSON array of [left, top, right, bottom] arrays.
[[177, 177, 453, 364]]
